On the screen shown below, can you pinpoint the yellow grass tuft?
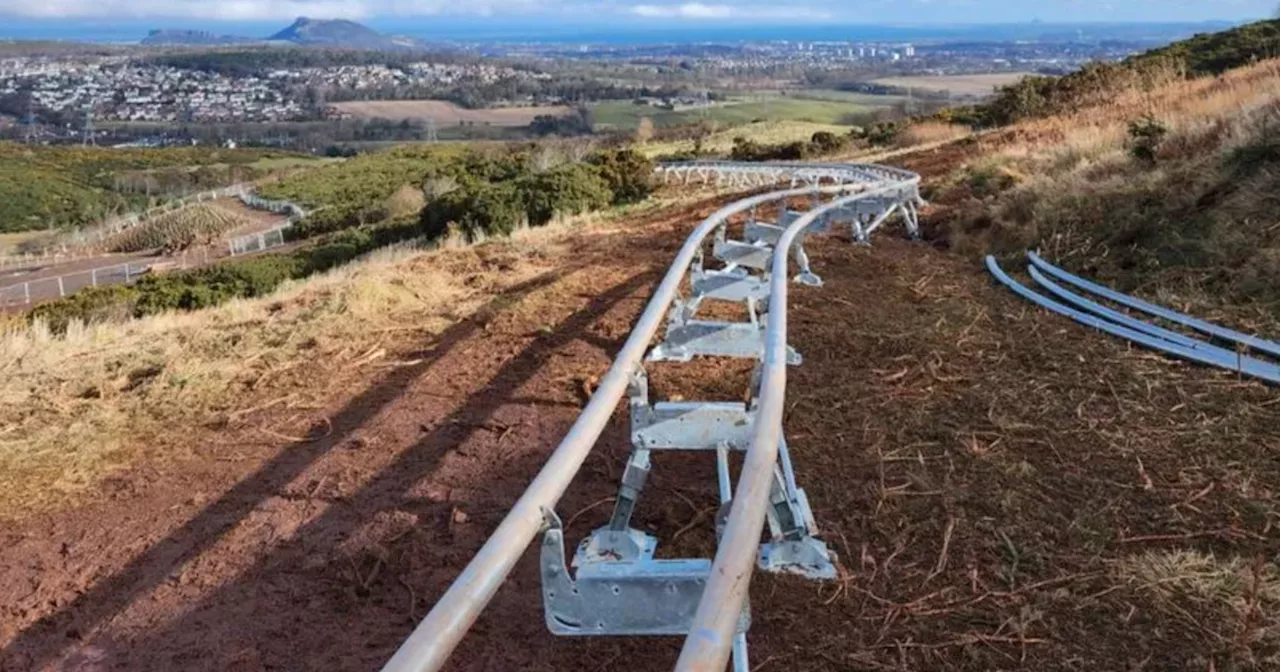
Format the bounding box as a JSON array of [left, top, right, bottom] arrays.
[[895, 121, 970, 148], [384, 184, 428, 219], [1117, 550, 1280, 658], [0, 194, 685, 520]]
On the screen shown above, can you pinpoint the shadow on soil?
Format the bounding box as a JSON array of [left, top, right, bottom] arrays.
[[1, 265, 669, 671]]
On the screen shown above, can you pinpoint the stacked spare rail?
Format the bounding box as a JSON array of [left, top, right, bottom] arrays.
[[988, 253, 1280, 385], [379, 161, 925, 672]]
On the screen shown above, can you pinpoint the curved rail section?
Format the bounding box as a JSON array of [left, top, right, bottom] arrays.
[[1026, 252, 1280, 359], [988, 255, 1280, 385], [380, 161, 923, 672]]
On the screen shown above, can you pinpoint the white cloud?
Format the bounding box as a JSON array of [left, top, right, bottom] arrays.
[[628, 2, 831, 20], [0, 0, 528, 20], [631, 3, 732, 18], [0, 0, 1267, 22]]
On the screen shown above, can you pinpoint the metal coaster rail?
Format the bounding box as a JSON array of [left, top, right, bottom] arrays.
[[380, 160, 923, 672]]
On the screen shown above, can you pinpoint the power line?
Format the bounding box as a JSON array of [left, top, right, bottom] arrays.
[[81, 105, 95, 147], [22, 99, 35, 145]]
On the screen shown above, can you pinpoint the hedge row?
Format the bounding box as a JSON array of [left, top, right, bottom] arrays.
[[726, 127, 900, 163]]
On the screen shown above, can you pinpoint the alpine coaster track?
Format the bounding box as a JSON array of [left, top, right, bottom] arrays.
[[379, 160, 925, 672]]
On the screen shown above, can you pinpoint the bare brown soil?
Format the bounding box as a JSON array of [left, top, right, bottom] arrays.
[[331, 101, 574, 127], [2, 181, 1278, 671]]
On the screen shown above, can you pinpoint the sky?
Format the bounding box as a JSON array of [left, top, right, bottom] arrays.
[[0, 0, 1272, 25]]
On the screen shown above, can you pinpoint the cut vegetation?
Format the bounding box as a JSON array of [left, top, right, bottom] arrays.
[[105, 200, 275, 253]]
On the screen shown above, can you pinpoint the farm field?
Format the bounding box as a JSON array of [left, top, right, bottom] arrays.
[[747, 88, 912, 105], [330, 100, 574, 126], [640, 119, 859, 158], [591, 96, 886, 131], [872, 72, 1035, 98]]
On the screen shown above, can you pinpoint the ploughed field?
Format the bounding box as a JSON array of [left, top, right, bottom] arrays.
[[330, 100, 576, 126], [1, 184, 1276, 671]]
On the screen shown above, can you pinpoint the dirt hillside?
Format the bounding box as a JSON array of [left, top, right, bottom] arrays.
[[2, 172, 1276, 670]]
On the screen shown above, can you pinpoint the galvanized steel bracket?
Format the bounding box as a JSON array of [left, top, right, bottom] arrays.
[[759, 537, 839, 580], [632, 401, 755, 451], [540, 519, 752, 636], [648, 320, 801, 365]]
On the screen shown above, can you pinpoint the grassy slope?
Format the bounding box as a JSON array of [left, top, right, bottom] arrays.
[[934, 58, 1280, 328], [0, 190, 694, 519]]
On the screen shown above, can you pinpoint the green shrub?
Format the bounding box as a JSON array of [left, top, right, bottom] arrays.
[[28, 285, 138, 333], [1128, 115, 1170, 164], [587, 149, 655, 205], [132, 255, 304, 316], [517, 164, 613, 227], [810, 131, 846, 154], [866, 122, 902, 147]]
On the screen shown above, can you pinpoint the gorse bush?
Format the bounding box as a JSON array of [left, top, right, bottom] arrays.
[[421, 152, 645, 241], [587, 149, 656, 205], [31, 216, 428, 332], [1128, 115, 1170, 164], [517, 164, 614, 227], [272, 145, 654, 243], [0, 143, 298, 232], [30, 146, 657, 331], [728, 130, 859, 162], [978, 19, 1280, 127]]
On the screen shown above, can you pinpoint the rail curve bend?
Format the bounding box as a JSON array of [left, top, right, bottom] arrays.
[[380, 160, 924, 672]]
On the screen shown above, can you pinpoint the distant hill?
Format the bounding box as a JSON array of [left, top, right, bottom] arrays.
[[266, 17, 422, 50], [140, 17, 423, 50], [141, 30, 255, 47]]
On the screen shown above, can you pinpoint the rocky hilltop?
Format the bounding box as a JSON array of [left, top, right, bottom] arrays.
[[141, 18, 423, 50], [266, 17, 422, 49]]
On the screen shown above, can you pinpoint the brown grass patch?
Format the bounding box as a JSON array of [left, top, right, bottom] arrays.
[[872, 73, 1036, 98], [330, 100, 573, 127]]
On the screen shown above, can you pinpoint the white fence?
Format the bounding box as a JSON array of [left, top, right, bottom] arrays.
[[0, 188, 309, 308], [0, 260, 145, 308], [226, 192, 307, 257], [0, 249, 213, 309], [229, 226, 288, 256]]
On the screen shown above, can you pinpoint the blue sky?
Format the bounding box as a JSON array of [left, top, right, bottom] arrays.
[[0, 0, 1272, 23]]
